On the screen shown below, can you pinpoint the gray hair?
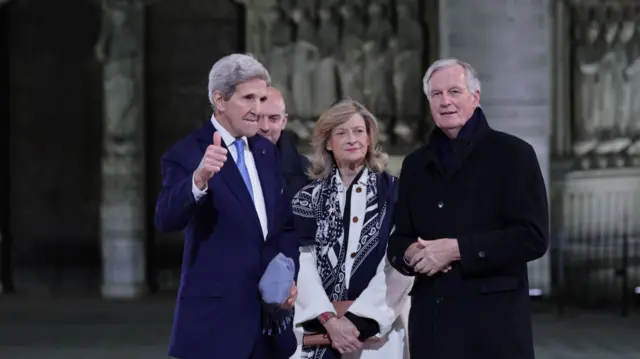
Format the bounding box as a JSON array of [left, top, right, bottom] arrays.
[[422, 58, 481, 100], [207, 53, 271, 110]]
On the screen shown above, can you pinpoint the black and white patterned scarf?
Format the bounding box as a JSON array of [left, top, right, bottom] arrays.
[[292, 167, 387, 359]]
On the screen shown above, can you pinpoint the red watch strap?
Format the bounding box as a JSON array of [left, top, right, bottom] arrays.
[[318, 312, 336, 325]]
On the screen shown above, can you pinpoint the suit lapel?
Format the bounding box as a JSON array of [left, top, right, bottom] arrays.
[[249, 136, 277, 240], [422, 141, 446, 180], [219, 155, 258, 215], [195, 121, 258, 216], [423, 108, 492, 181], [445, 142, 474, 181]]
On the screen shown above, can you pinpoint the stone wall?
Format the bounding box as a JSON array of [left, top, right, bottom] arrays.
[[4, 0, 242, 294], [4, 0, 557, 295], [7, 0, 103, 294], [551, 169, 640, 304]]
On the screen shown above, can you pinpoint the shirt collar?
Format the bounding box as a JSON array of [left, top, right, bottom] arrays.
[[335, 167, 368, 191], [210, 114, 249, 148]]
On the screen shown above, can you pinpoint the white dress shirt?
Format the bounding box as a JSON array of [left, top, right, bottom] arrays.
[[191, 115, 268, 240]]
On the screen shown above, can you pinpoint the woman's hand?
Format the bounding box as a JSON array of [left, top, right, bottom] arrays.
[[323, 316, 363, 354]]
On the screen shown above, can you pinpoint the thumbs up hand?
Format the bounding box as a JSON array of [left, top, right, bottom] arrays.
[[194, 132, 228, 190]]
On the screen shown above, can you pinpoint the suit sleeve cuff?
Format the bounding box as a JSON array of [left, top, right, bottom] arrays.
[[390, 254, 415, 275], [344, 312, 380, 340], [191, 173, 208, 201], [293, 247, 336, 326], [388, 234, 417, 276], [457, 235, 483, 273]]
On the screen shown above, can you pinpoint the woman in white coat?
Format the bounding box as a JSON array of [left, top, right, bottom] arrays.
[[290, 100, 413, 359]]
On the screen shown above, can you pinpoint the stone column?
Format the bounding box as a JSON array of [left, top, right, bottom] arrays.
[[96, 0, 147, 298], [438, 0, 552, 294]]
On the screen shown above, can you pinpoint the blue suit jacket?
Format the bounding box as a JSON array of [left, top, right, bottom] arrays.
[[155, 120, 300, 359]]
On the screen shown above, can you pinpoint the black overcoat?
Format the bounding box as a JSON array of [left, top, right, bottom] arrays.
[[387, 108, 549, 359], [276, 130, 311, 199]]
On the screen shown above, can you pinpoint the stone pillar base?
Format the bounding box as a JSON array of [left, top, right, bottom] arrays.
[[100, 234, 147, 299], [101, 282, 146, 299]]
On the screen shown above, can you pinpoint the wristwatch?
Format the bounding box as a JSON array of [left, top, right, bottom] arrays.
[[318, 311, 336, 325]]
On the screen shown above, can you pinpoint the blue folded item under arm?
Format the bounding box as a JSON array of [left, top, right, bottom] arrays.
[[259, 252, 295, 305], [259, 253, 296, 335]]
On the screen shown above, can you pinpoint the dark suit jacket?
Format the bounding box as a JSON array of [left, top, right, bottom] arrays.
[[276, 130, 311, 199], [387, 108, 549, 359], [155, 120, 299, 359]]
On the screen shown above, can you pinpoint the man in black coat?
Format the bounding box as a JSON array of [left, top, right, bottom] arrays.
[[258, 87, 310, 198], [387, 59, 549, 359]]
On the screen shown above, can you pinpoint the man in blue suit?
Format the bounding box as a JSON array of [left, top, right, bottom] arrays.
[[155, 53, 299, 359]]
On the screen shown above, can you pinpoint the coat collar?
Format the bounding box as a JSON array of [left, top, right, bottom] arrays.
[[422, 107, 492, 179], [276, 130, 309, 175]]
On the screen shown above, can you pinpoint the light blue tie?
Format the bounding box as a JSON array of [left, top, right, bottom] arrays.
[[233, 138, 254, 201]]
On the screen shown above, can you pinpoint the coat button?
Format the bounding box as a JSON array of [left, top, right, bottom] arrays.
[[355, 186, 362, 193], [478, 251, 486, 258], [437, 200, 444, 208], [352, 216, 359, 223], [436, 297, 443, 304], [350, 252, 357, 258]]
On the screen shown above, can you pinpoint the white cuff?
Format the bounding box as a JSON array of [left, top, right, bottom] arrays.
[[192, 173, 208, 201], [293, 247, 336, 326]]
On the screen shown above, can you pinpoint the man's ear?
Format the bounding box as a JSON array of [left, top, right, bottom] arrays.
[[472, 90, 481, 107], [281, 114, 288, 129], [213, 91, 226, 112]]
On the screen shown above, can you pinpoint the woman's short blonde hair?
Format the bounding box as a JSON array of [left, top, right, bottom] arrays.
[[308, 99, 389, 180]]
